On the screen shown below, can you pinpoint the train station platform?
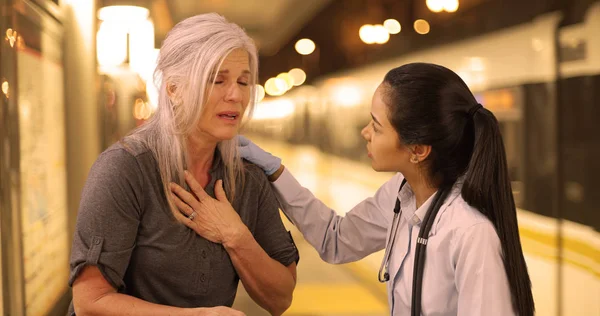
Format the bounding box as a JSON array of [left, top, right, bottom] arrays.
[[231, 136, 600, 316]]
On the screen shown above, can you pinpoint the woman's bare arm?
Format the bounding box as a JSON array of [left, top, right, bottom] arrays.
[[72, 266, 244, 316]]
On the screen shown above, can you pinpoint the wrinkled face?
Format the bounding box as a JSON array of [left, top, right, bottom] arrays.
[[197, 48, 251, 141], [361, 84, 412, 172]]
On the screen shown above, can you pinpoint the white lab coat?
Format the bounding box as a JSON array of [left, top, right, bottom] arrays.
[[272, 169, 516, 316]]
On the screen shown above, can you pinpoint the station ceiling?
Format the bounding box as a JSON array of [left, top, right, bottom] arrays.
[[100, 0, 597, 83], [101, 0, 332, 55]]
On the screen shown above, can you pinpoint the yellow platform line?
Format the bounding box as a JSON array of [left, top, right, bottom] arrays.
[[286, 284, 388, 315], [519, 228, 600, 278], [519, 226, 599, 263]]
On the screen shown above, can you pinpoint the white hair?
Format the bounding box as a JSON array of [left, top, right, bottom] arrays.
[[128, 13, 258, 218]]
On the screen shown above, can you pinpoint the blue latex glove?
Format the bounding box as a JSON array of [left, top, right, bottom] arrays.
[[237, 135, 282, 176]]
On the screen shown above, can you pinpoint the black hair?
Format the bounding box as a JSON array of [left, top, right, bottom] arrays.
[[383, 62, 534, 315]]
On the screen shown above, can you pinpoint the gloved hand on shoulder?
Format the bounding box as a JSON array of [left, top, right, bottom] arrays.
[[236, 135, 282, 176]]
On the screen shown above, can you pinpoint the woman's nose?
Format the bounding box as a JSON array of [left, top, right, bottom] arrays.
[[225, 84, 243, 103], [361, 125, 370, 141]]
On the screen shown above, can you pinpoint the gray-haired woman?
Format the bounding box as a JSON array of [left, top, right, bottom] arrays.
[[68, 13, 298, 316]]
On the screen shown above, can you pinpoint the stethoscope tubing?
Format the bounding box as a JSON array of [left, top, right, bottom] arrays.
[[378, 179, 452, 316]]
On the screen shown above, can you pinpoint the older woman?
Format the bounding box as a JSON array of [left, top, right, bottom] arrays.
[[68, 13, 298, 316]]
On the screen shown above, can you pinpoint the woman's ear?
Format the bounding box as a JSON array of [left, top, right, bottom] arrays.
[[167, 83, 177, 97], [167, 83, 181, 105], [410, 144, 432, 163]]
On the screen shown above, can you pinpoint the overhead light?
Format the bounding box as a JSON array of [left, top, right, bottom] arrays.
[[444, 0, 459, 13], [359, 24, 389, 44], [98, 5, 149, 22], [255, 85, 265, 103], [1, 80, 9, 98], [129, 20, 155, 79], [288, 68, 306, 86], [426, 0, 444, 13], [265, 77, 288, 96], [96, 4, 155, 74], [427, 0, 459, 13], [277, 73, 294, 90], [359, 25, 376, 44], [97, 21, 128, 67], [133, 98, 153, 120], [414, 19, 430, 35], [373, 25, 389, 44], [383, 19, 401, 34], [295, 39, 316, 55], [5, 28, 16, 47]]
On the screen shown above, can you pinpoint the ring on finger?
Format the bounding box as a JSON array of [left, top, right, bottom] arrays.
[[188, 211, 197, 221]]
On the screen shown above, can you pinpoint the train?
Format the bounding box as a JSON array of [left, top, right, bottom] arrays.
[[245, 3, 600, 233]]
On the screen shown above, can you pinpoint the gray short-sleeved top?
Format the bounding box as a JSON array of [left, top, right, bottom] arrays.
[[67, 137, 299, 314]]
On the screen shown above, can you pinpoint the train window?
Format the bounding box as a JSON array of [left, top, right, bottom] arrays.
[[476, 88, 525, 206], [560, 40, 586, 62], [498, 120, 524, 206]]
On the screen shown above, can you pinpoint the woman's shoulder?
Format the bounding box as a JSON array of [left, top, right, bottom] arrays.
[[439, 193, 495, 234], [93, 136, 153, 174], [111, 136, 152, 157], [242, 160, 269, 185]]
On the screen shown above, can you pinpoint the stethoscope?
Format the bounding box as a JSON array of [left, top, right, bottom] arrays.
[[378, 178, 452, 316]]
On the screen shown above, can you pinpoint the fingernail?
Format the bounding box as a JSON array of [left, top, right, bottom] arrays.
[[184, 170, 189, 176]]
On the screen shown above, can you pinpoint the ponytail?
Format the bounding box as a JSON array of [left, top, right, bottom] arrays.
[[462, 107, 535, 316]]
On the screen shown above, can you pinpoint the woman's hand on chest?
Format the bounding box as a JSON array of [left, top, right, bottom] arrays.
[[169, 171, 248, 246]]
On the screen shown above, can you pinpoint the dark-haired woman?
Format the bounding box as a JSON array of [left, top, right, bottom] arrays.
[[237, 63, 534, 315]]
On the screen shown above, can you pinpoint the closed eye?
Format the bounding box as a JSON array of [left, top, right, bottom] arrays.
[[211, 76, 224, 84]]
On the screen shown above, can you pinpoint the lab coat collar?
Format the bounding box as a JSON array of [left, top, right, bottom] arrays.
[[397, 181, 434, 226], [397, 178, 464, 229]]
